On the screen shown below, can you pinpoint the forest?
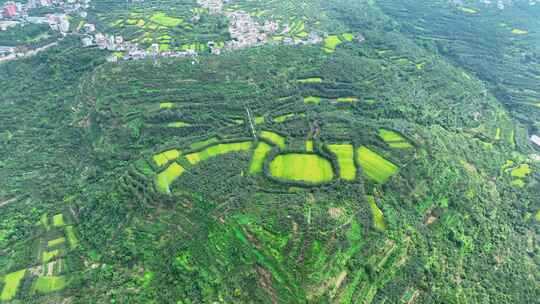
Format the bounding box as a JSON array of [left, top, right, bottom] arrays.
[[0, 0, 538, 303]]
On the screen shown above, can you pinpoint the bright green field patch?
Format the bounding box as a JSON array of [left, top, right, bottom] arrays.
[[304, 96, 321, 104], [324, 35, 343, 53], [1, 269, 26, 301], [160, 102, 174, 109], [150, 12, 183, 27], [367, 196, 386, 231], [297, 77, 322, 84], [156, 162, 185, 194], [336, 97, 358, 103], [48, 237, 65, 247], [34, 276, 67, 294], [342, 33, 354, 41], [190, 137, 218, 150], [168, 121, 191, 128], [511, 164, 531, 178], [249, 142, 272, 173], [153, 149, 181, 167], [43, 250, 60, 263], [255, 116, 265, 124], [273, 113, 295, 123], [328, 144, 356, 181], [260, 131, 285, 149], [306, 140, 314, 152], [511, 179, 525, 188], [53, 214, 65, 227], [379, 129, 413, 149], [186, 142, 252, 165], [357, 146, 398, 183], [269, 153, 333, 183], [511, 28, 528, 35], [64, 226, 78, 249]]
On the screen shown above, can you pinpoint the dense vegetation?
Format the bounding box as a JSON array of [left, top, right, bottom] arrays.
[[0, 0, 538, 303]]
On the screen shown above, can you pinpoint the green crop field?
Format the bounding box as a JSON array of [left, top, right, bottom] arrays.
[[367, 196, 386, 231], [357, 146, 398, 183], [153, 149, 181, 167], [0, 0, 538, 302], [34, 276, 68, 294], [43, 250, 60, 263], [156, 162, 185, 193], [149, 12, 184, 27], [1, 270, 26, 301], [378, 129, 413, 149], [260, 131, 285, 149], [269, 153, 334, 183], [53, 214, 65, 227], [249, 142, 272, 173], [48, 237, 66, 247], [328, 144, 356, 181], [186, 142, 252, 165], [64, 226, 78, 249]]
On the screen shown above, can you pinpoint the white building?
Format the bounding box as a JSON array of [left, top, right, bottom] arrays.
[[531, 135, 540, 148]]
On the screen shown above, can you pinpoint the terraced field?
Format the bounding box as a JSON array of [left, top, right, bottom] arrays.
[[269, 153, 334, 183]]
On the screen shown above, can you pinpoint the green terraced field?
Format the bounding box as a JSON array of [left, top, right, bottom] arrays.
[[328, 144, 356, 181], [64, 226, 78, 249], [156, 162, 185, 193], [1, 270, 26, 301], [367, 196, 386, 231], [378, 129, 413, 149], [356, 147, 398, 183], [186, 142, 252, 165], [150, 12, 183, 27], [53, 214, 65, 227], [269, 153, 334, 183], [260, 131, 285, 149], [153, 149, 181, 167], [48, 237, 66, 247], [34, 276, 68, 294], [249, 142, 272, 173]]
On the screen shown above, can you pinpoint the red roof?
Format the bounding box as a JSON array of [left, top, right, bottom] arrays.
[[3, 4, 17, 17]]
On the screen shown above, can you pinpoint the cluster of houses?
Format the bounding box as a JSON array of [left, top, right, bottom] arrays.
[[0, 0, 91, 61]]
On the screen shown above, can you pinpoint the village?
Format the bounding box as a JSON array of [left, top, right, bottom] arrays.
[[0, 0, 90, 61]]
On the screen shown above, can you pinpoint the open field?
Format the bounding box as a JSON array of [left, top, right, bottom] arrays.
[[1, 270, 26, 301], [378, 129, 413, 149], [357, 147, 398, 183], [328, 144, 356, 181], [53, 214, 65, 227], [64, 226, 78, 249], [186, 142, 252, 165], [249, 142, 272, 173], [34, 276, 68, 294], [43, 250, 60, 263], [269, 153, 333, 183], [367, 196, 386, 231], [48, 237, 66, 247], [156, 162, 185, 194], [260, 131, 285, 149], [153, 149, 181, 167]]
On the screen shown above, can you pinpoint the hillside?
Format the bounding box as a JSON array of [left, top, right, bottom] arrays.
[[0, 0, 538, 303]]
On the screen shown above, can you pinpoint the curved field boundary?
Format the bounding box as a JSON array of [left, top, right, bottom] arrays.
[[260, 131, 286, 149], [156, 163, 186, 194], [153, 149, 182, 167], [328, 144, 356, 181], [1, 269, 26, 301], [268, 153, 334, 184], [356, 146, 398, 183]]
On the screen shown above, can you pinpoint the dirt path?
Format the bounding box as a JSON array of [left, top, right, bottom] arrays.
[[0, 196, 18, 208]]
